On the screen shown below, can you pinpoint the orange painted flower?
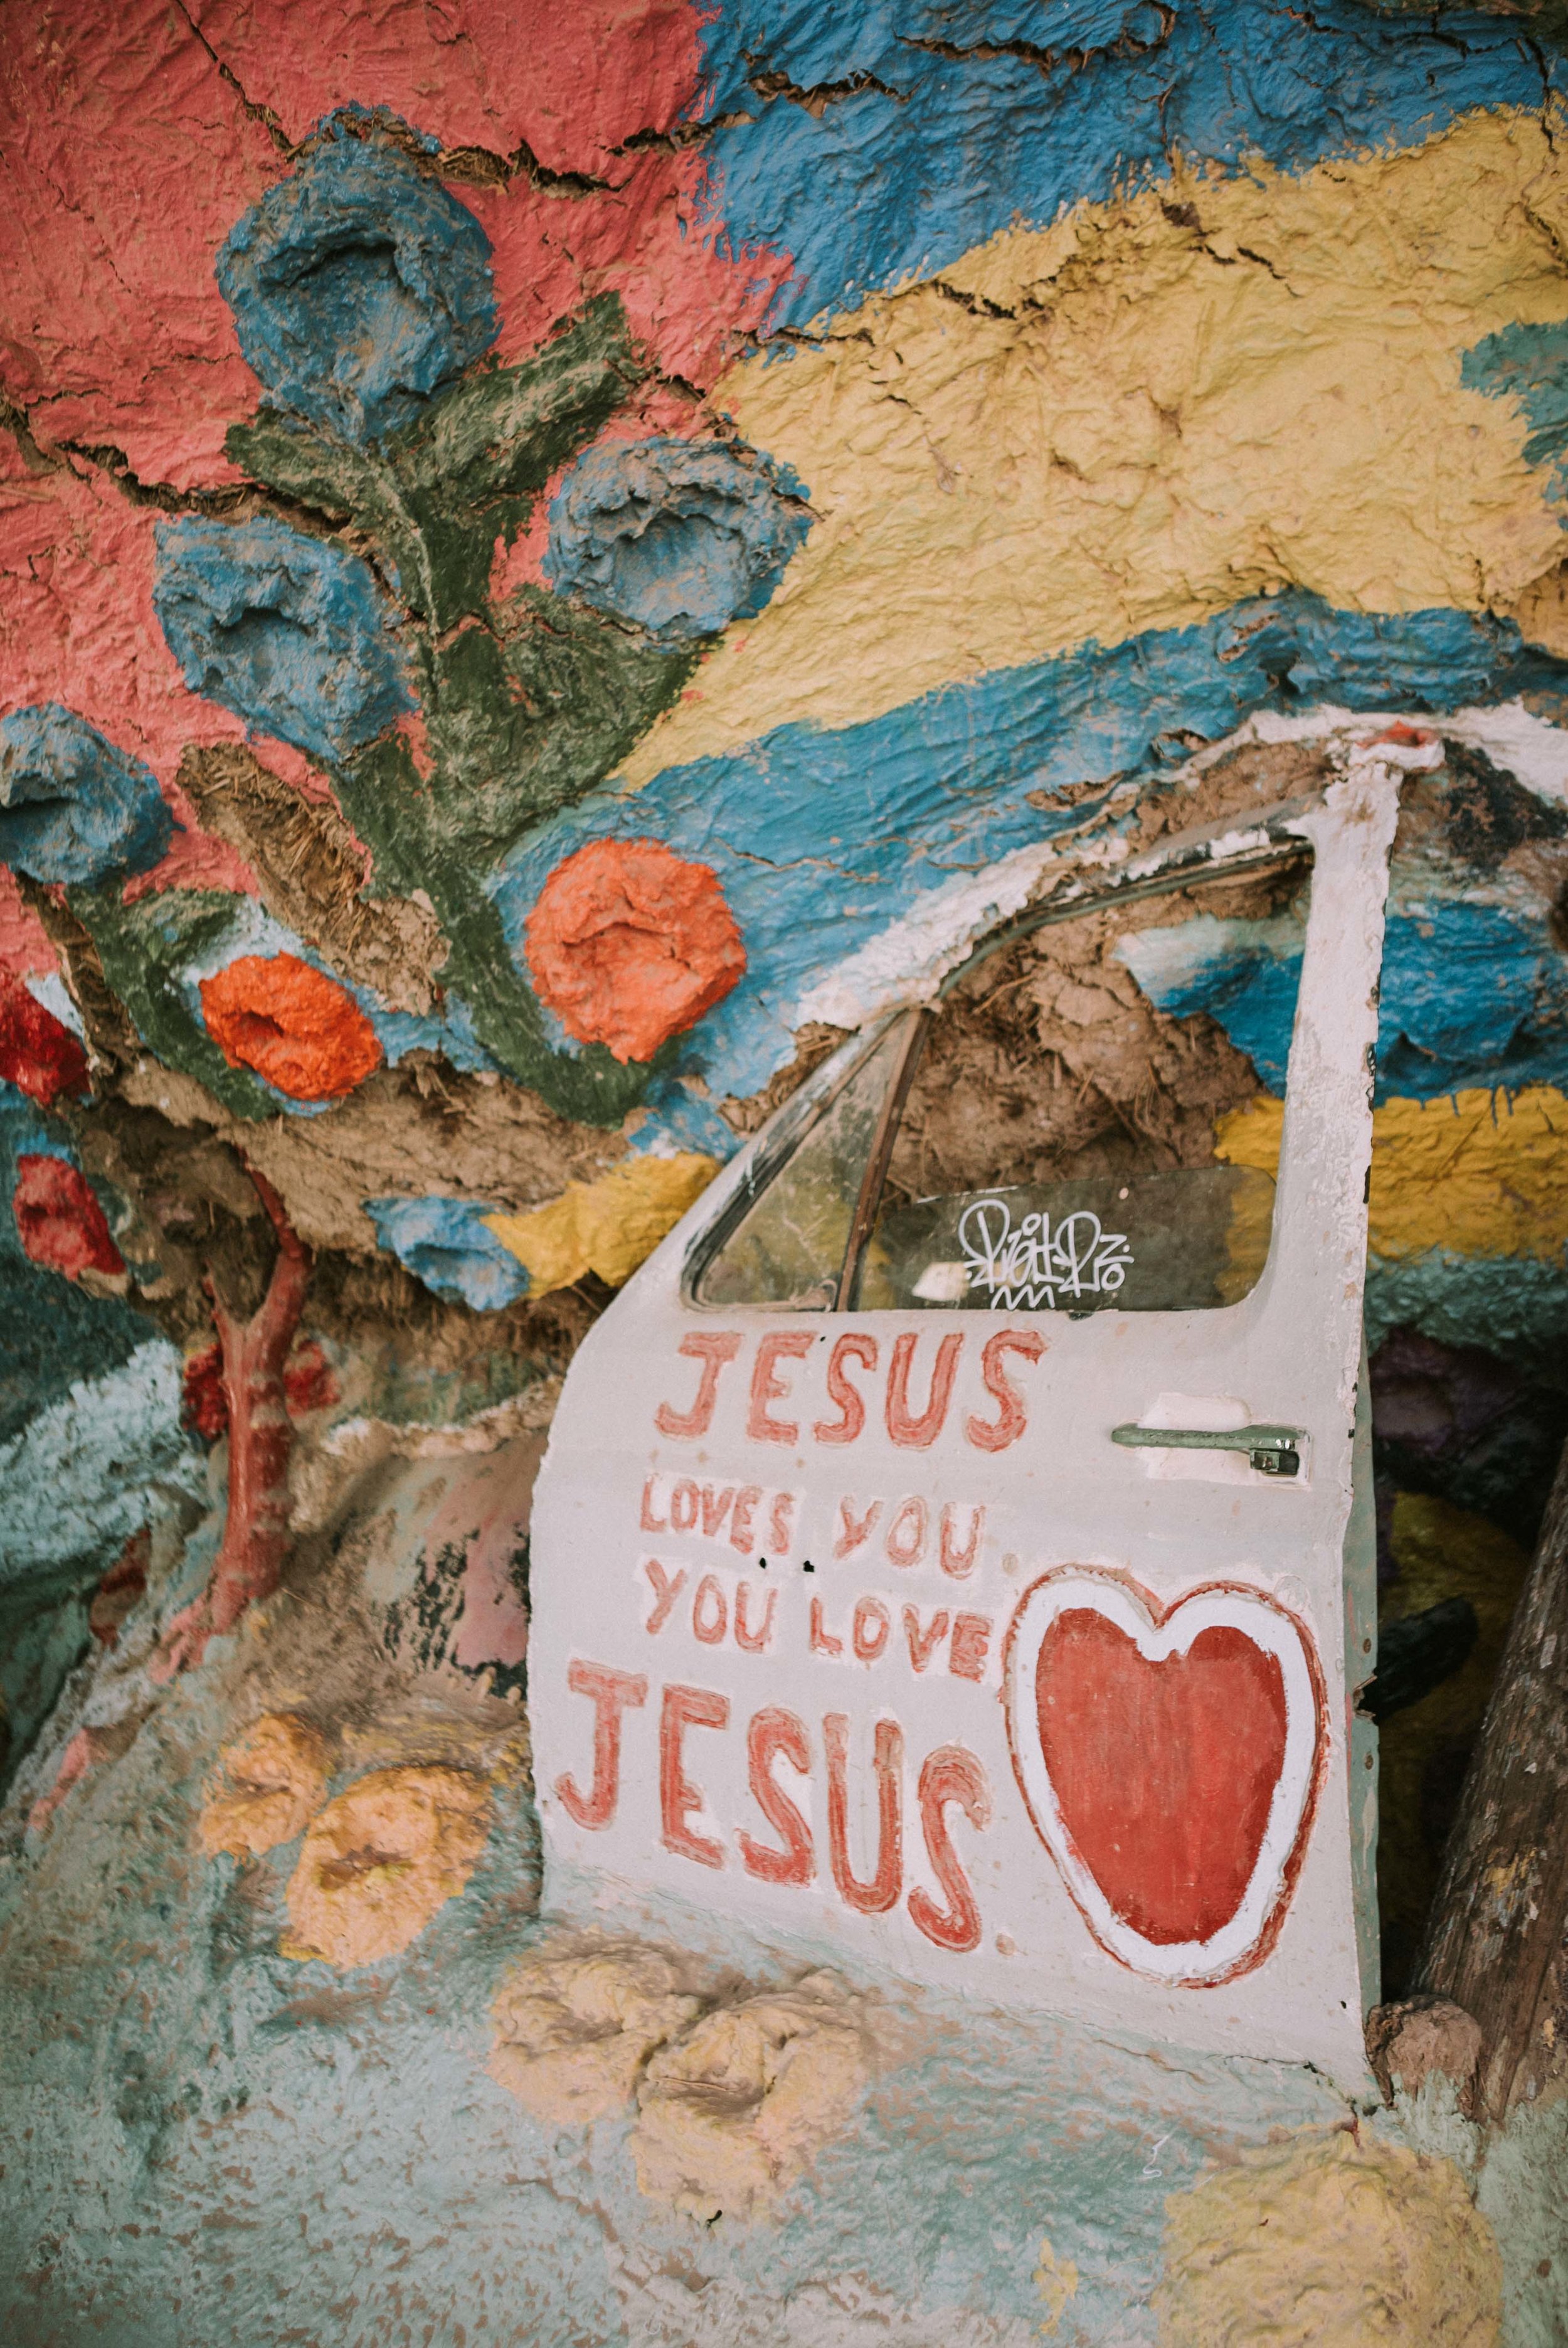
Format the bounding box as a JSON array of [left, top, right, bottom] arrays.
[[201, 952, 382, 1102], [525, 837, 745, 1065]]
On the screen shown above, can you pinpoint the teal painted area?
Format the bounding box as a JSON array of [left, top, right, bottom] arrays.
[[0, 1559, 96, 1796], [1462, 317, 1568, 495], [0, 1339, 201, 1585], [0, 1564, 1353, 2346], [494, 591, 1568, 1103], [1365, 1246, 1568, 1385], [696, 1, 1562, 333]]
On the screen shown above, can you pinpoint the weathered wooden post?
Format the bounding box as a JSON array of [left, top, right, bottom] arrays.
[[1404, 1438, 1568, 2122]]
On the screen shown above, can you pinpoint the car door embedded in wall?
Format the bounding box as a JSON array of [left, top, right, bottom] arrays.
[[531, 762, 1406, 2085]]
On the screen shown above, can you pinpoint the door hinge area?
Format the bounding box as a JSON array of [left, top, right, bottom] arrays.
[[1111, 1423, 1305, 1477]]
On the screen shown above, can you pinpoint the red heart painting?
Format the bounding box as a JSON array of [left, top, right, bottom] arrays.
[[1036, 1610, 1287, 1946], [1004, 1571, 1324, 1983]]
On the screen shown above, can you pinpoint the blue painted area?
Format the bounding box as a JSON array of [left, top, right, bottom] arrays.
[[218, 126, 497, 446], [0, 706, 173, 885], [492, 590, 1568, 1101], [694, 0, 1560, 331], [365, 1196, 530, 1310], [1116, 909, 1306, 1093], [630, 1077, 747, 1161], [1462, 319, 1568, 492], [1379, 903, 1568, 1096], [154, 518, 414, 767], [544, 439, 812, 644], [1123, 901, 1568, 1100]]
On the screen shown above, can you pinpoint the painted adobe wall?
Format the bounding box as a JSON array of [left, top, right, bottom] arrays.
[[2, 3, 1568, 2341]]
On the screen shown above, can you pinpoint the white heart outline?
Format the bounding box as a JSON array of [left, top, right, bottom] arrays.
[[1003, 1569, 1328, 1986]]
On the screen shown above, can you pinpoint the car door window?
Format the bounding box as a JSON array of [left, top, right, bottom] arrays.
[[692, 853, 1310, 1315], [692, 1018, 911, 1310]]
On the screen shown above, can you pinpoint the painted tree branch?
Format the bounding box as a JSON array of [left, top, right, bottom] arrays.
[[1411, 1433, 1568, 2121], [153, 1167, 312, 1680]]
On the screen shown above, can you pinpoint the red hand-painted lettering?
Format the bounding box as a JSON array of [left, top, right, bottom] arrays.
[[747, 1330, 813, 1444], [909, 1743, 991, 1952], [964, 1329, 1045, 1453], [809, 1595, 844, 1656], [903, 1605, 951, 1672], [886, 1332, 963, 1448], [659, 1682, 731, 1867], [555, 1660, 647, 1830], [655, 1332, 743, 1438], [824, 1712, 903, 1913], [738, 1706, 813, 1886], [813, 1332, 877, 1445], [642, 1559, 687, 1634], [734, 1580, 778, 1654], [950, 1611, 993, 1681]]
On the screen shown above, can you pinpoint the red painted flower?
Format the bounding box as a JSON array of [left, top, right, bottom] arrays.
[[201, 952, 383, 1101], [0, 965, 88, 1107], [525, 837, 746, 1064], [13, 1154, 124, 1279]]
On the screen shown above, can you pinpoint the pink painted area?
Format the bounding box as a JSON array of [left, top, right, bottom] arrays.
[[472, 149, 791, 391], [0, 869, 58, 980], [0, 0, 280, 489], [3, 1, 788, 501], [248, 735, 346, 812], [28, 1726, 110, 1835], [186, 0, 706, 177], [423, 1437, 544, 1674], [395, 708, 437, 784], [0, 455, 259, 897]]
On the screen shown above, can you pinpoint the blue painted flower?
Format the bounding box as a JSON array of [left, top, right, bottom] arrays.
[[543, 438, 812, 644], [365, 1196, 529, 1312], [0, 706, 174, 884], [153, 517, 413, 765], [218, 129, 498, 445]]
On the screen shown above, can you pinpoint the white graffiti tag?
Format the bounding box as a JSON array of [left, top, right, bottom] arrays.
[[948, 1196, 1134, 1309]]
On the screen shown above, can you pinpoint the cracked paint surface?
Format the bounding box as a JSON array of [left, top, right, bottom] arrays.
[[3, 0, 1568, 2339]]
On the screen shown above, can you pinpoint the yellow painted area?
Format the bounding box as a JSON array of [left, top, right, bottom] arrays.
[[484, 1152, 719, 1295], [282, 1765, 491, 1968], [623, 107, 1568, 785], [1033, 2237, 1079, 2335], [1376, 1493, 1529, 1977], [1214, 1085, 1568, 1260], [1156, 2128, 1501, 2345]]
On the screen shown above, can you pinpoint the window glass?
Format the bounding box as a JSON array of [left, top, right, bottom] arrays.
[[856, 1165, 1278, 1311], [692, 1024, 907, 1310], [857, 863, 1309, 1315]]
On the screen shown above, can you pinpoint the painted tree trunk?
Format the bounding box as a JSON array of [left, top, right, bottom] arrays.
[[1416, 1435, 1568, 2121], [154, 1168, 311, 1677]]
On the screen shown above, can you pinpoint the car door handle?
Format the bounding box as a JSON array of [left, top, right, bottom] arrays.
[[1110, 1423, 1305, 1477]]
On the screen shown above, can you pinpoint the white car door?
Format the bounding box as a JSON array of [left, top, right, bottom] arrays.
[[530, 755, 1411, 2085]]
